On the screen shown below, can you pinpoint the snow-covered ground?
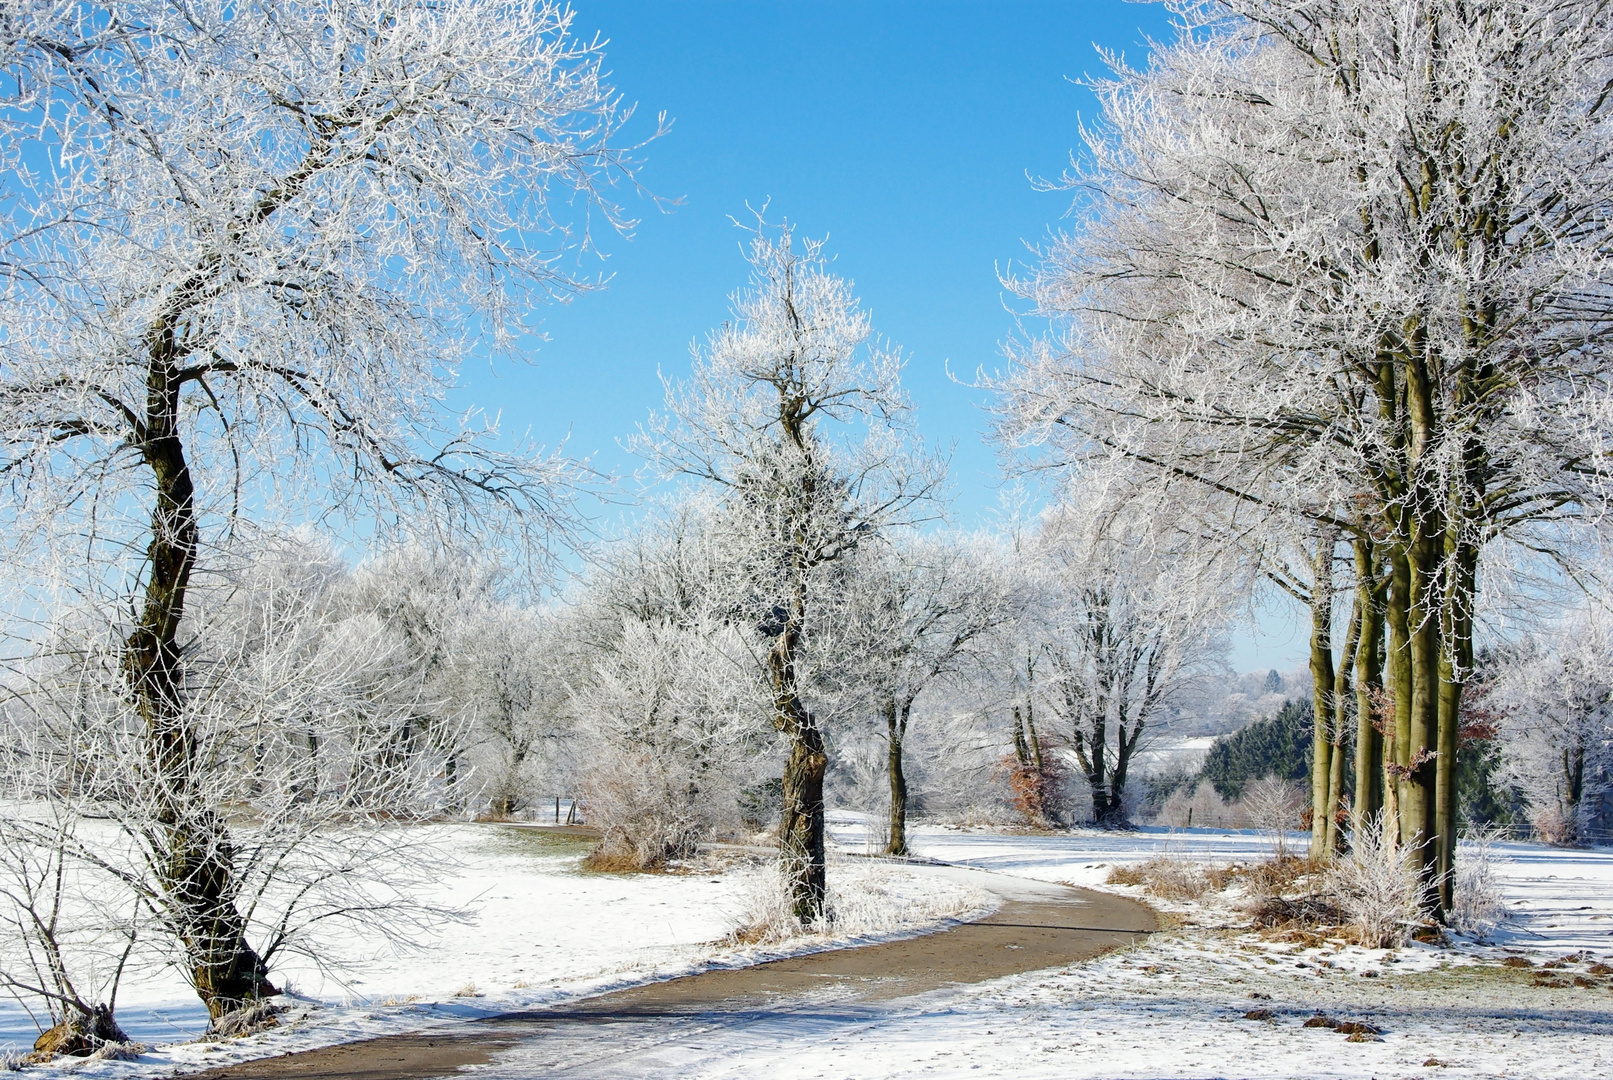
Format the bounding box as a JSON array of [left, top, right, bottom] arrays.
[[492, 930, 1605, 1080], [0, 822, 988, 1075], [797, 816, 1613, 1080], [7, 816, 1612, 1079], [828, 817, 1613, 956], [458, 817, 1613, 1080]]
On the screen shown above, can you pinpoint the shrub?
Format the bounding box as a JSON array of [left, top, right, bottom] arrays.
[[999, 736, 1068, 828], [1243, 776, 1306, 861], [1105, 864, 1145, 886], [1156, 779, 1245, 830], [1528, 803, 1583, 847], [579, 749, 706, 871], [1448, 827, 1508, 936], [1324, 817, 1424, 948]]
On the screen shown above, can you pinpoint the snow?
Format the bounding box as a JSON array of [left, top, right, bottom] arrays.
[[7, 815, 1613, 1079], [476, 933, 1605, 1080], [1484, 840, 1613, 954], [833, 817, 1613, 956], [0, 822, 988, 1075]]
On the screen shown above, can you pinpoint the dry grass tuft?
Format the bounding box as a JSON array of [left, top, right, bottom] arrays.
[[1322, 819, 1425, 949], [1105, 865, 1146, 886], [86, 1042, 147, 1062], [1264, 926, 1339, 948], [726, 921, 774, 946], [582, 847, 663, 874], [1248, 893, 1348, 930], [1243, 855, 1318, 896], [1107, 855, 1212, 901]]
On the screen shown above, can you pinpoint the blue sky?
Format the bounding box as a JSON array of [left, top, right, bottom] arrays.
[[456, 0, 1305, 670]]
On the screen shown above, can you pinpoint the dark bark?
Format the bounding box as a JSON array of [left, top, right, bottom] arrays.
[[885, 698, 909, 856], [1566, 745, 1586, 815], [770, 598, 827, 922], [778, 723, 827, 921], [1076, 718, 1138, 829], [123, 316, 274, 1023]]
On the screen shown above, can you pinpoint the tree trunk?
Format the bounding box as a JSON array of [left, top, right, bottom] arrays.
[[770, 602, 826, 923], [1433, 523, 1478, 913], [1385, 540, 1418, 856], [125, 326, 274, 1022], [1085, 704, 1117, 827], [1093, 788, 1125, 828], [1566, 744, 1586, 836], [1403, 530, 1441, 889], [1323, 586, 1361, 855], [779, 723, 827, 922], [1400, 325, 1443, 894], [1352, 541, 1385, 838], [1308, 530, 1338, 861], [885, 699, 909, 856]]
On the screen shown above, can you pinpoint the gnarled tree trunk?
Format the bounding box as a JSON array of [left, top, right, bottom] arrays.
[[125, 322, 274, 1023], [770, 596, 826, 923]]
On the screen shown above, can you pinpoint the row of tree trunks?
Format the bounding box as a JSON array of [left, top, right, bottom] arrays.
[[1303, 499, 1469, 918], [1302, 326, 1466, 920], [1307, 530, 1370, 861]]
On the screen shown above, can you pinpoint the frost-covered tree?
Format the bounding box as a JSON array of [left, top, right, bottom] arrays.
[[841, 533, 1014, 854], [635, 221, 942, 921], [994, 0, 1613, 909], [573, 614, 772, 868], [1027, 504, 1228, 827], [343, 541, 516, 812], [1, 536, 458, 1037], [0, 0, 639, 1019], [560, 502, 776, 867], [452, 606, 570, 820], [1489, 606, 1613, 845]]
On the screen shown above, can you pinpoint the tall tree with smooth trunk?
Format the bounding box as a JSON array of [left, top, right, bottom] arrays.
[[994, 0, 1613, 913]]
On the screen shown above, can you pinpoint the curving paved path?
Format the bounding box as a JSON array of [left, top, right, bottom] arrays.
[[192, 865, 1155, 1080]]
